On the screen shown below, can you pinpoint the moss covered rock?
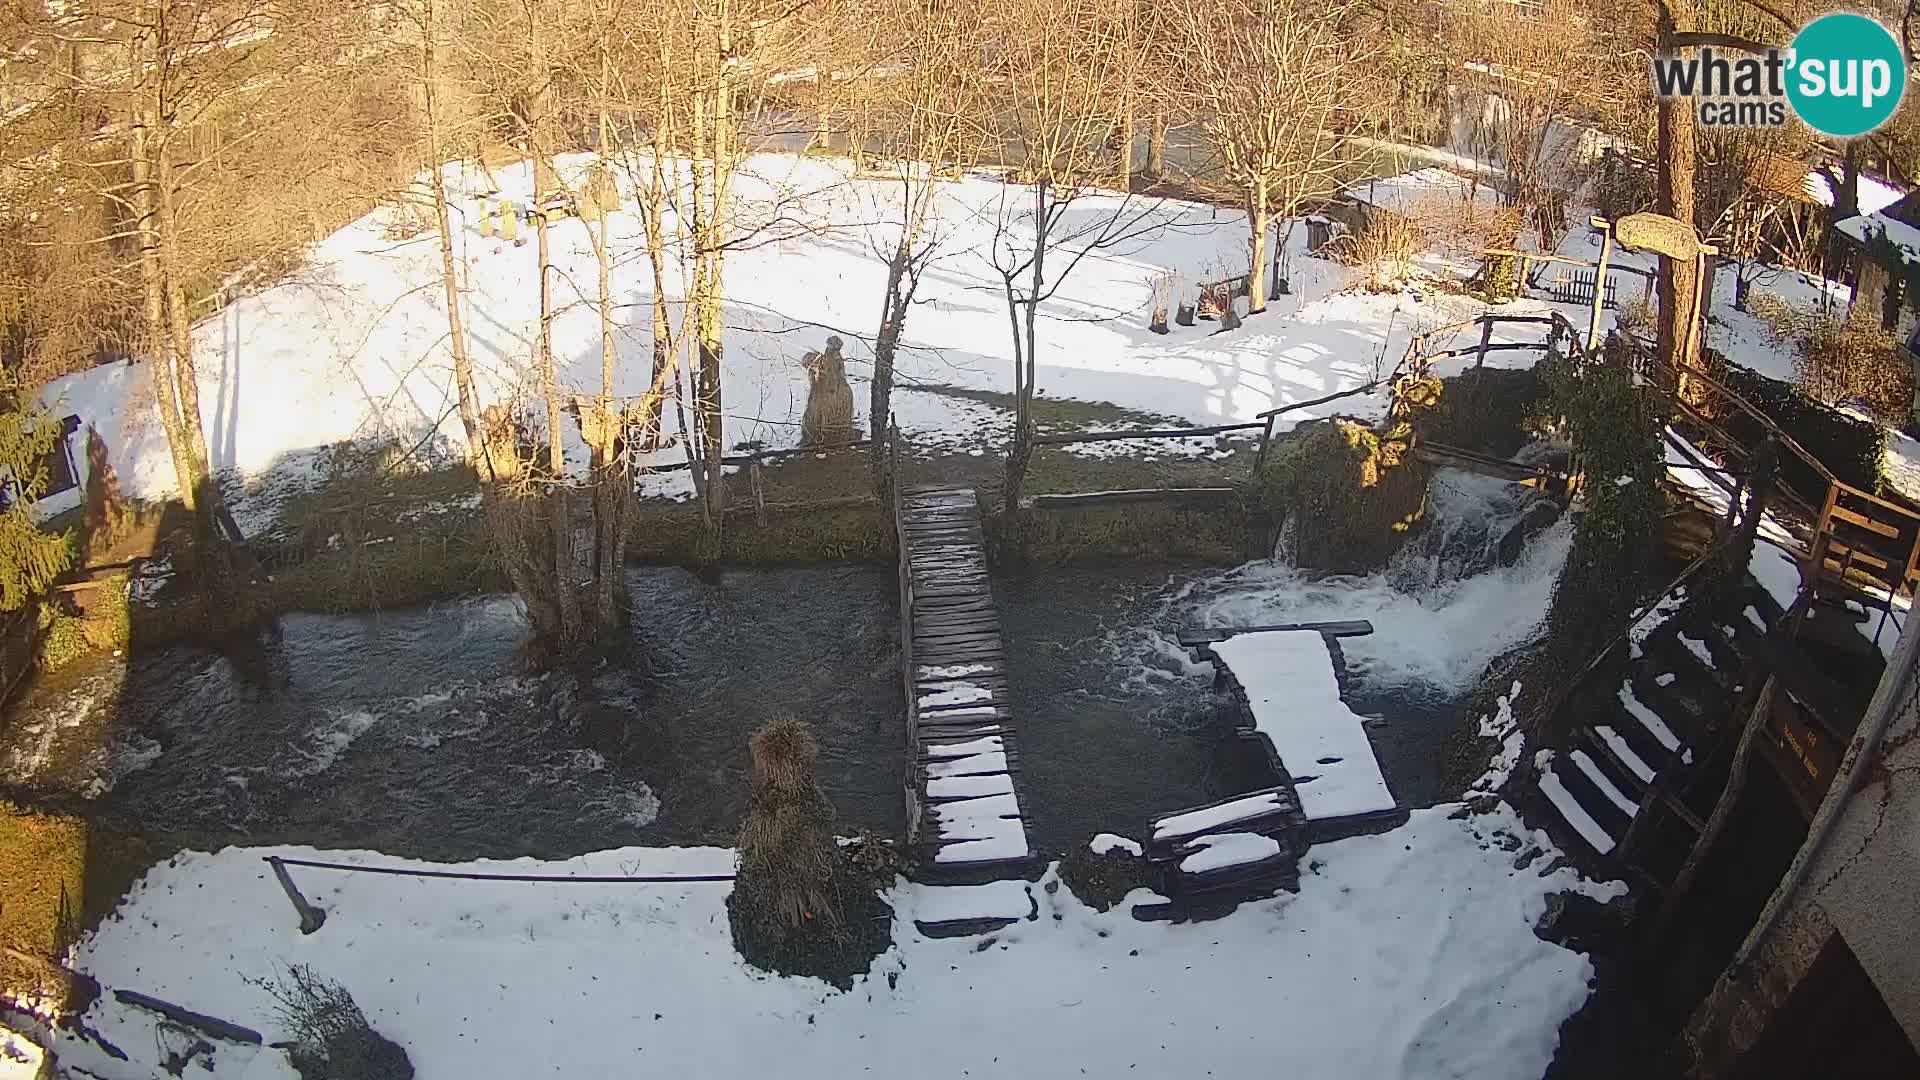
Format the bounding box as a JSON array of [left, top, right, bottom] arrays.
[[1249, 419, 1430, 574]]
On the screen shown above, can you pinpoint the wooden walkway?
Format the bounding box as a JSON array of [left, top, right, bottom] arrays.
[[896, 486, 1034, 883]]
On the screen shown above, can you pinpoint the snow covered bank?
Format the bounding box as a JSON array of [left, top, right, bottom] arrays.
[[35, 151, 1555, 519], [60, 804, 1618, 1079]]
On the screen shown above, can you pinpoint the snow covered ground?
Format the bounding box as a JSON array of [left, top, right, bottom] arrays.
[[48, 804, 1620, 1080], [35, 152, 1569, 520]]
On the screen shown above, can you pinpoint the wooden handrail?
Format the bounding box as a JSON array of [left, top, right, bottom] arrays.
[[1662, 355, 1839, 489]]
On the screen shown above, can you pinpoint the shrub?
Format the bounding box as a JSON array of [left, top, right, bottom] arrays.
[[1540, 334, 1664, 677], [1614, 294, 1656, 340], [38, 575, 133, 673], [0, 410, 76, 613], [1795, 308, 1914, 424], [1414, 368, 1547, 458], [1744, 290, 1804, 343], [259, 965, 412, 1080], [1710, 354, 1889, 502]]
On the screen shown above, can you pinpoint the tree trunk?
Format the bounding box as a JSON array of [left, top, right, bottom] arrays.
[[156, 151, 212, 487], [1003, 181, 1047, 515], [536, 187, 581, 645], [697, 7, 734, 526], [591, 216, 623, 634], [872, 250, 908, 443], [639, 67, 675, 449], [1825, 143, 1862, 285], [814, 68, 831, 152], [1656, 0, 1701, 378], [422, 4, 486, 465], [131, 114, 200, 514], [1145, 110, 1167, 179], [1247, 179, 1269, 316], [871, 180, 933, 448]]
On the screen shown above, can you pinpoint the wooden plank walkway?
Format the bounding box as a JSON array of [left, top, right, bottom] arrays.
[[1185, 624, 1408, 841], [896, 486, 1034, 882]]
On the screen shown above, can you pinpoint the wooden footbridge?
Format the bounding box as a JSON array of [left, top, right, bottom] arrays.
[[894, 486, 1035, 886]]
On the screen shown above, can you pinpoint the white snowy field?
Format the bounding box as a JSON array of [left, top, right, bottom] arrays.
[[42, 804, 1620, 1080], [35, 151, 1564, 518]]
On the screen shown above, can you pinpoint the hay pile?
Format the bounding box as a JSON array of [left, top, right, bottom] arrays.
[[727, 717, 892, 988], [800, 337, 856, 447]]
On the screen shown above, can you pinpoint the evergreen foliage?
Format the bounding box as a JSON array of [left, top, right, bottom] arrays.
[[0, 407, 75, 612]]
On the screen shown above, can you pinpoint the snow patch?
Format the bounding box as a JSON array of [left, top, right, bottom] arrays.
[[1178, 832, 1283, 874], [61, 807, 1619, 1080]]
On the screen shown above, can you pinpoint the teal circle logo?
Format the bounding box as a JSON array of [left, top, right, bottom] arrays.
[[1787, 14, 1906, 138]]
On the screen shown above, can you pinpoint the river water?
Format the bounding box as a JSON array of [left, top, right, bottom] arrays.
[[0, 470, 1570, 861]]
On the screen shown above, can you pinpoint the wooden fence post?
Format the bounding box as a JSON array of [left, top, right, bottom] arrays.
[[751, 460, 767, 527], [266, 856, 326, 935], [1252, 412, 1279, 480], [1475, 319, 1494, 370]]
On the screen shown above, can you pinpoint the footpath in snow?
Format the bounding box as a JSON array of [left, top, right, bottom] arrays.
[[49, 804, 1619, 1080]]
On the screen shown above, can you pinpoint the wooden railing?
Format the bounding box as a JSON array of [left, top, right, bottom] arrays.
[[1622, 332, 1920, 624]]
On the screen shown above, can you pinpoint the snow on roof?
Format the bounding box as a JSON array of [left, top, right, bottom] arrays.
[[1806, 169, 1905, 215], [1347, 167, 1502, 218], [1209, 631, 1397, 821], [1835, 210, 1920, 265]]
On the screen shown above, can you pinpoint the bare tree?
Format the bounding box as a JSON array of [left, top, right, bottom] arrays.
[[9, 0, 388, 612], [1167, 0, 1366, 313], [860, 0, 985, 475], [977, 0, 1157, 512], [1448, 0, 1616, 249]]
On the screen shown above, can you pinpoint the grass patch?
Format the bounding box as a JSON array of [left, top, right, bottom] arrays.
[[1247, 418, 1428, 573], [39, 575, 131, 674], [911, 382, 1187, 433], [0, 800, 86, 1000], [991, 502, 1253, 564], [1058, 846, 1155, 912]]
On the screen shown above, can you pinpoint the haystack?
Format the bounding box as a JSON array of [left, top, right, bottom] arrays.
[[727, 716, 892, 988], [800, 336, 856, 446]]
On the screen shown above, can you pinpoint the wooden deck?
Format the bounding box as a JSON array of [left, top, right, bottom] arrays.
[[896, 486, 1034, 882], [1187, 623, 1408, 836]]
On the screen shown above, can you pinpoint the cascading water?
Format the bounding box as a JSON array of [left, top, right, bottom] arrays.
[[996, 465, 1576, 840], [1115, 466, 1572, 700]]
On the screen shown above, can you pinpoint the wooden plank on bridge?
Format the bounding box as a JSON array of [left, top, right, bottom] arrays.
[[897, 484, 1033, 880]]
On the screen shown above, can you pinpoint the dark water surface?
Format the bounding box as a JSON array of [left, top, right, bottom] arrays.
[[6, 471, 1551, 862], [2, 567, 904, 859]]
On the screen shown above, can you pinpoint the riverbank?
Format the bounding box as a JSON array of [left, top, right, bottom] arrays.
[[43, 801, 1619, 1080]]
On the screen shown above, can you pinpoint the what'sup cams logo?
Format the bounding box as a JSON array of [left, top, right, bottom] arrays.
[[1652, 12, 1907, 137]]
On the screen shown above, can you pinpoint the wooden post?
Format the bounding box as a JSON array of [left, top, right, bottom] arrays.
[[265, 856, 326, 934], [751, 460, 767, 526], [1588, 221, 1614, 351], [1253, 411, 1279, 477], [1475, 318, 1494, 370]]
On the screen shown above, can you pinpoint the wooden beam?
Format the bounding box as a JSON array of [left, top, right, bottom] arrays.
[[1176, 619, 1374, 645]]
